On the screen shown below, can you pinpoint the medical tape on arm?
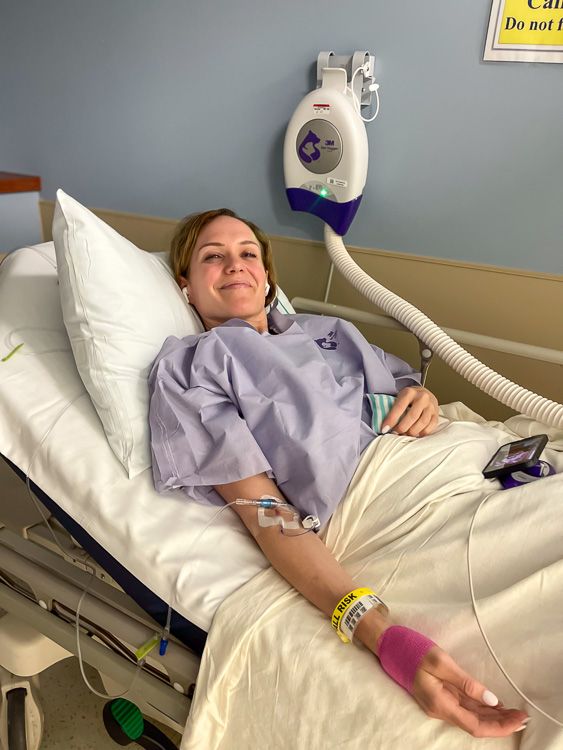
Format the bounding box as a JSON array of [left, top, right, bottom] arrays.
[[257, 506, 301, 530]]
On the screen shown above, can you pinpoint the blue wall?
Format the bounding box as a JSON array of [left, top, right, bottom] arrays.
[[1, 1, 562, 273]]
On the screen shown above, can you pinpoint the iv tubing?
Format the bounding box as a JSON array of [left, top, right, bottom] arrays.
[[323, 224, 563, 429]]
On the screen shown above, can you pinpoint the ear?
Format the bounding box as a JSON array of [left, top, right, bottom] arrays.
[[179, 275, 189, 291]]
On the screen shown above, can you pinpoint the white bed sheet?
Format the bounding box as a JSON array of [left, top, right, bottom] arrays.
[[183, 404, 563, 749], [0, 244, 269, 633]]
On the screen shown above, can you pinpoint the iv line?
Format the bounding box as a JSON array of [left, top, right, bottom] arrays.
[[160, 496, 316, 650], [467, 491, 563, 728]]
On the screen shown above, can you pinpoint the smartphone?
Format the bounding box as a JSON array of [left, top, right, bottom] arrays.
[[482, 434, 548, 479]]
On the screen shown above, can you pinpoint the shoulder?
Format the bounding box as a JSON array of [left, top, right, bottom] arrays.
[[149, 331, 207, 383]]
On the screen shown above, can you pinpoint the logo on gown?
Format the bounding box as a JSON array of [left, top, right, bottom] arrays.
[[315, 330, 338, 350]]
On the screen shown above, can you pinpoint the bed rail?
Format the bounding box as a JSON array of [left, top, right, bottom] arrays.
[[291, 297, 563, 366]]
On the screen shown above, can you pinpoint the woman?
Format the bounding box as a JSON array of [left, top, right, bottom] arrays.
[[148, 209, 529, 739]]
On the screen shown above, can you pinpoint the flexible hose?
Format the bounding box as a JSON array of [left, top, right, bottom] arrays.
[[324, 224, 563, 429]]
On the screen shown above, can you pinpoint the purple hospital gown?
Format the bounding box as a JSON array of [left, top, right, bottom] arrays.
[[148, 308, 420, 526]]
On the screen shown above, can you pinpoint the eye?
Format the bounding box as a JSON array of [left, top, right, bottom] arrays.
[[203, 253, 222, 261], [242, 251, 258, 258]]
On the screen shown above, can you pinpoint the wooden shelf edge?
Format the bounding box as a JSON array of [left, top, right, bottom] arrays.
[[0, 172, 42, 194]]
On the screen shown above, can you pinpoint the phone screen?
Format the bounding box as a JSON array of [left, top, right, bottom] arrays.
[[483, 434, 547, 478]]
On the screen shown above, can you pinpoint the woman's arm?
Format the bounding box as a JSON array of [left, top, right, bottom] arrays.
[[214, 472, 388, 653], [215, 472, 529, 737]]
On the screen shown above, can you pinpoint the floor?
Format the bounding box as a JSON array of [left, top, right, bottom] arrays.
[[15, 657, 183, 750]]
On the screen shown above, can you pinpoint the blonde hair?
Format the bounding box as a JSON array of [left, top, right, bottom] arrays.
[[169, 208, 278, 307]]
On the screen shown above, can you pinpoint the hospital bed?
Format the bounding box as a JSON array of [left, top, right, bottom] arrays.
[[1, 239, 562, 750], [0, 242, 208, 748]]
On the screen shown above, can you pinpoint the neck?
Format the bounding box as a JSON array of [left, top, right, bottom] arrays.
[[201, 310, 268, 333]]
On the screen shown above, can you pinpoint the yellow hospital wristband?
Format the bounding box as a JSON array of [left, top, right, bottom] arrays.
[[331, 587, 375, 642]]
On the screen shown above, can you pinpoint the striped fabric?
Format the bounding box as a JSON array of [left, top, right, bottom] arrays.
[[367, 393, 396, 434]]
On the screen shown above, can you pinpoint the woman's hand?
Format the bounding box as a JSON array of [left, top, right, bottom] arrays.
[[382, 386, 439, 437], [360, 619, 530, 738], [411, 645, 529, 738]]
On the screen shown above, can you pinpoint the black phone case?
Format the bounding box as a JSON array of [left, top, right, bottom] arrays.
[[482, 434, 548, 479]]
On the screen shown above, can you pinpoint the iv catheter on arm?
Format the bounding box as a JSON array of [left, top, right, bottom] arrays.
[[214, 473, 390, 652]]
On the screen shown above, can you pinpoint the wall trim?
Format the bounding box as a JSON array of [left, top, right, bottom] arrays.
[[275, 233, 562, 282], [37, 198, 561, 422], [39, 199, 562, 283]]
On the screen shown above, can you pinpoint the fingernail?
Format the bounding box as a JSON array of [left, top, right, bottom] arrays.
[[521, 717, 531, 725], [380, 425, 391, 435], [482, 689, 499, 706], [515, 724, 528, 732]]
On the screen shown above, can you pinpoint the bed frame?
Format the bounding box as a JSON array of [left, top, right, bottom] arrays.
[[0, 459, 197, 750]]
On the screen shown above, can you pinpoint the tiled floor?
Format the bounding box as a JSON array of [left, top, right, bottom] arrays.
[[27, 657, 182, 749]]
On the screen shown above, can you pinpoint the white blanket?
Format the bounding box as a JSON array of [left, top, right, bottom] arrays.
[[182, 404, 563, 750]]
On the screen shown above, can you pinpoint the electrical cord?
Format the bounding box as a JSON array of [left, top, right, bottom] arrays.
[[349, 64, 380, 123]]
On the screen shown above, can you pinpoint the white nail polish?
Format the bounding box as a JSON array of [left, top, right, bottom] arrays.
[[515, 725, 528, 732], [380, 425, 391, 435], [482, 689, 499, 707]]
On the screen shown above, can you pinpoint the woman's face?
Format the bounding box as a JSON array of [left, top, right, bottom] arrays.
[[184, 215, 269, 332]]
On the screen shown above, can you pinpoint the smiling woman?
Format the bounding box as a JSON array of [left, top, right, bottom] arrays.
[[147, 209, 528, 740], [169, 208, 277, 333]]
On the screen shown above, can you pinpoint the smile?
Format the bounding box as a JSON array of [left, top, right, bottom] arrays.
[[220, 283, 252, 289]]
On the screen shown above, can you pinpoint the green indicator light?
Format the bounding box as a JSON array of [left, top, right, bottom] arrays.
[[320, 189, 328, 197]]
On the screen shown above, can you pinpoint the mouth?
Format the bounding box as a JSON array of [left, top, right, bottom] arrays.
[[220, 282, 252, 290]]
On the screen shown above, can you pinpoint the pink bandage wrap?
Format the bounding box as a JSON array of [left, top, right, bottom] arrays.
[[377, 625, 436, 694]]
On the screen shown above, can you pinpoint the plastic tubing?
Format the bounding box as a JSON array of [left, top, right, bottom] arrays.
[[324, 224, 563, 429]]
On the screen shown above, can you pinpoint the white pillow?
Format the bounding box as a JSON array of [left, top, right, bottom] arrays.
[[273, 286, 295, 315], [52, 190, 295, 478], [52, 190, 203, 477]]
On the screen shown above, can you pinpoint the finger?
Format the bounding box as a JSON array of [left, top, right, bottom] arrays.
[[381, 393, 414, 432], [419, 414, 438, 436], [418, 673, 527, 738], [446, 686, 524, 721], [421, 648, 491, 702], [394, 410, 425, 436], [424, 650, 527, 720], [391, 397, 428, 435], [441, 695, 527, 738], [402, 408, 434, 437]]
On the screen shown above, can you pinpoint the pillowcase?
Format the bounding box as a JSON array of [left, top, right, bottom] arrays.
[[53, 190, 203, 477], [273, 286, 295, 315], [52, 190, 294, 478]]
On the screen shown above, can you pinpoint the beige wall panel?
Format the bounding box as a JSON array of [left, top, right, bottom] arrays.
[[328, 247, 562, 350], [270, 235, 331, 303], [323, 246, 562, 420], [39, 201, 561, 421], [40, 200, 177, 252]]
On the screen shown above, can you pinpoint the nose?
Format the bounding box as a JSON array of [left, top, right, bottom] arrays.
[[225, 256, 243, 273]]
